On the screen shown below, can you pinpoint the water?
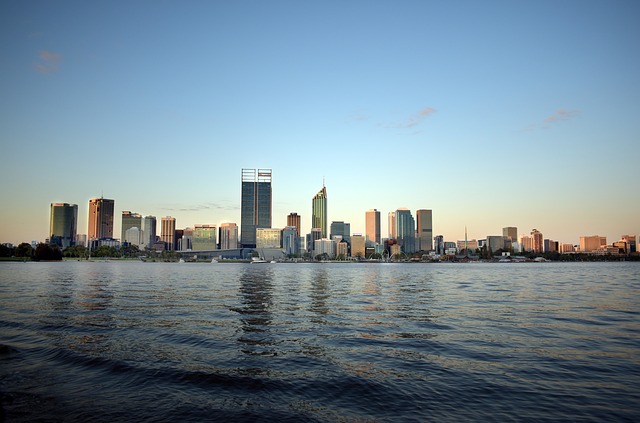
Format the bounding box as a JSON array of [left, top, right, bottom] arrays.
[[1, 261, 639, 422]]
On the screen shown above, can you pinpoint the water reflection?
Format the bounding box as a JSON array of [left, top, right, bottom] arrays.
[[235, 266, 275, 356], [309, 267, 330, 320]]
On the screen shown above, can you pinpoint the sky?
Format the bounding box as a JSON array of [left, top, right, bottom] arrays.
[[1, 0, 639, 246]]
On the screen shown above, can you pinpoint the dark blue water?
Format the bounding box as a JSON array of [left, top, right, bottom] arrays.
[[1, 261, 639, 422]]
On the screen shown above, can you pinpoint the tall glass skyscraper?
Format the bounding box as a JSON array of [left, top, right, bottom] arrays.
[[142, 216, 157, 248], [122, 211, 142, 244], [312, 185, 327, 238], [50, 203, 78, 248], [240, 169, 272, 248], [88, 197, 115, 240], [395, 208, 416, 253]]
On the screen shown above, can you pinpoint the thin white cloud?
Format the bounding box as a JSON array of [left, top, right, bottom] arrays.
[[385, 107, 436, 129], [520, 108, 580, 132], [35, 50, 62, 74]]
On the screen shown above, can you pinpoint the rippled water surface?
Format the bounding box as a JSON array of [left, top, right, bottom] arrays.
[[1, 261, 639, 422]]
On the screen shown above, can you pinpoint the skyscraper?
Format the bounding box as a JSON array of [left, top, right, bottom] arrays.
[[330, 221, 350, 244], [88, 197, 115, 240], [49, 203, 78, 248], [192, 224, 217, 250], [365, 209, 381, 245], [287, 212, 301, 237], [142, 216, 157, 248], [415, 209, 433, 251], [531, 229, 543, 253], [241, 168, 272, 248], [122, 211, 142, 243], [161, 216, 176, 251], [388, 212, 396, 239], [219, 223, 239, 250], [395, 208, 415, 253], [503, 227, 518, 242], [312, 184, 327, 238]]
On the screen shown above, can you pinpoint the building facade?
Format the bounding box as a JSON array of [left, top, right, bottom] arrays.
[[350, 234, 366, 258], [395, 208, 416, 253], [256, 228, 281, 249], [287, 212, 301, 237], [365, 209, 381, 245], [88, 197, 115, 240], [219, 223, 238, 250], [142, 216, 156, 248], [192, 224, 217, 250], [503, 227, 518, 242], [50, 203, 78, 248], [241, 168, 272, 248], [330, 221, 350, 244], [121, 211, 143, 245], [388, 212, 396, 239], [312, 185, 327, 238], [580, 235, 607, 252], [415, 209, 433, 251], [531, 229, 543, 253], [161, 216, 176, 250]]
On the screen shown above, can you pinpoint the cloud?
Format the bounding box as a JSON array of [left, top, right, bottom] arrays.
[[543, 109, 580, 125], [35, 50, 62, 74], [385, 107, 436, 129], [519, 108, 580, 132]]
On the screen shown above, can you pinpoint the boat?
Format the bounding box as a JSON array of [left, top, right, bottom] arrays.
[[251, 257, 268, 264], [211, 258, 218, 263], [178, 258, 185, 263]]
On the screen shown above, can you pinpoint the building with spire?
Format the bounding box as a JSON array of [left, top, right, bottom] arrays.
[[312, 184, 327, 238], [88, 197, 115, 241]]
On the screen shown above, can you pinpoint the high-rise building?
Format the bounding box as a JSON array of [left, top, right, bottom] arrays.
[[415, 209, 433, 251], [312, 184, 327, 238], [621, 235, 637, 253], [241, 168, 272, 248], [434, 235, 444, 255], [121, 211, 143, 244], [330, 221, 350, 244], [219, 223, 238, 250], [49, 203, 78, 248], [286, 212, 301, 237], [350, 234, 366, 258], [388, 212, 396, 239], [308, 228, 322, 255], [520, 235, 533, 252], [161, 216, 176, 250], [531, 229, 543, 253], [88, 197, 115, 240], [282, 226, 299, 256], [580, 235, 606, 252], [365, 209, 381, 245], [395, 208, 415, 253], [192, 224, 217, 250], [256, 228, 281, 249], [142, 216, 156, 249], [503, 227, 518, 242]]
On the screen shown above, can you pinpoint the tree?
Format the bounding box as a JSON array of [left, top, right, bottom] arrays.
[[15, 243, 33, 258], [34, 243, 62, 261]]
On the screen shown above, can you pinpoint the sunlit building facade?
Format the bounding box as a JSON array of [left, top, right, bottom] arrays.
[[219, 223, 238, 250], [286, 212, 301, 237], [161, 216, 176, 250], [365, 209, 381, 245], [88, 197, 115, 240], [350, 234, 365, 258], [256, 228, 281, 249], [192, 224, 217, 250], [416, 209, 433, 251], [122, 211, 142, 244]]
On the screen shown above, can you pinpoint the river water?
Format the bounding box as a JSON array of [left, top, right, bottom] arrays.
[[0, 261, 638, 422]]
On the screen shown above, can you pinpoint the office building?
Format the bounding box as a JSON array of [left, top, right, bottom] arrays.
[[621, 235, 637, 253], [388, 212, 396, 239], [219, 223, 238, 250], [256, 228, 281, 249], [365, 209, 381, 245], [415, 209, 433, 251], [314, 238, 335, 258], [531, 229, 543, 253], [486, 235, 505, 253], [49, 203, 78, 248], [282, 226, 299, 255], [287, 212, 301, 237], [88, 197, 114, 240], [124, 227, 144, 249], [308, 228, 322, 255], [121, 211, 143, 244], [161, 216, 176, 250], [192, 224, 217, 250], [520, 235, 533, 252], [241, 168, 272, 248], [312, 184, 327, 238], [330, 221, 350, 244], [142, 216, 156, 249], [395, 208, 415, 253], [580, 235, 607, 253], [351, 234, 366, 258], [503, 227, 518, 242]]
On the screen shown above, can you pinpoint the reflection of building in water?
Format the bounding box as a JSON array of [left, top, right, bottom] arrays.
[[235, 268, 275, 355]]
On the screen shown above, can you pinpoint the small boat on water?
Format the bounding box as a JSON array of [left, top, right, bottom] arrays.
[[251, 257, 268, 264], [178, 258, 185, 263]]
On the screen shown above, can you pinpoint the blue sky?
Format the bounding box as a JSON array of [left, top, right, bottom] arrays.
[[1, 0, 638, 246]]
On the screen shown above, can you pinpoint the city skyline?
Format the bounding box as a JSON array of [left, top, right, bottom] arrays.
[[1, 2, 638, 246]]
